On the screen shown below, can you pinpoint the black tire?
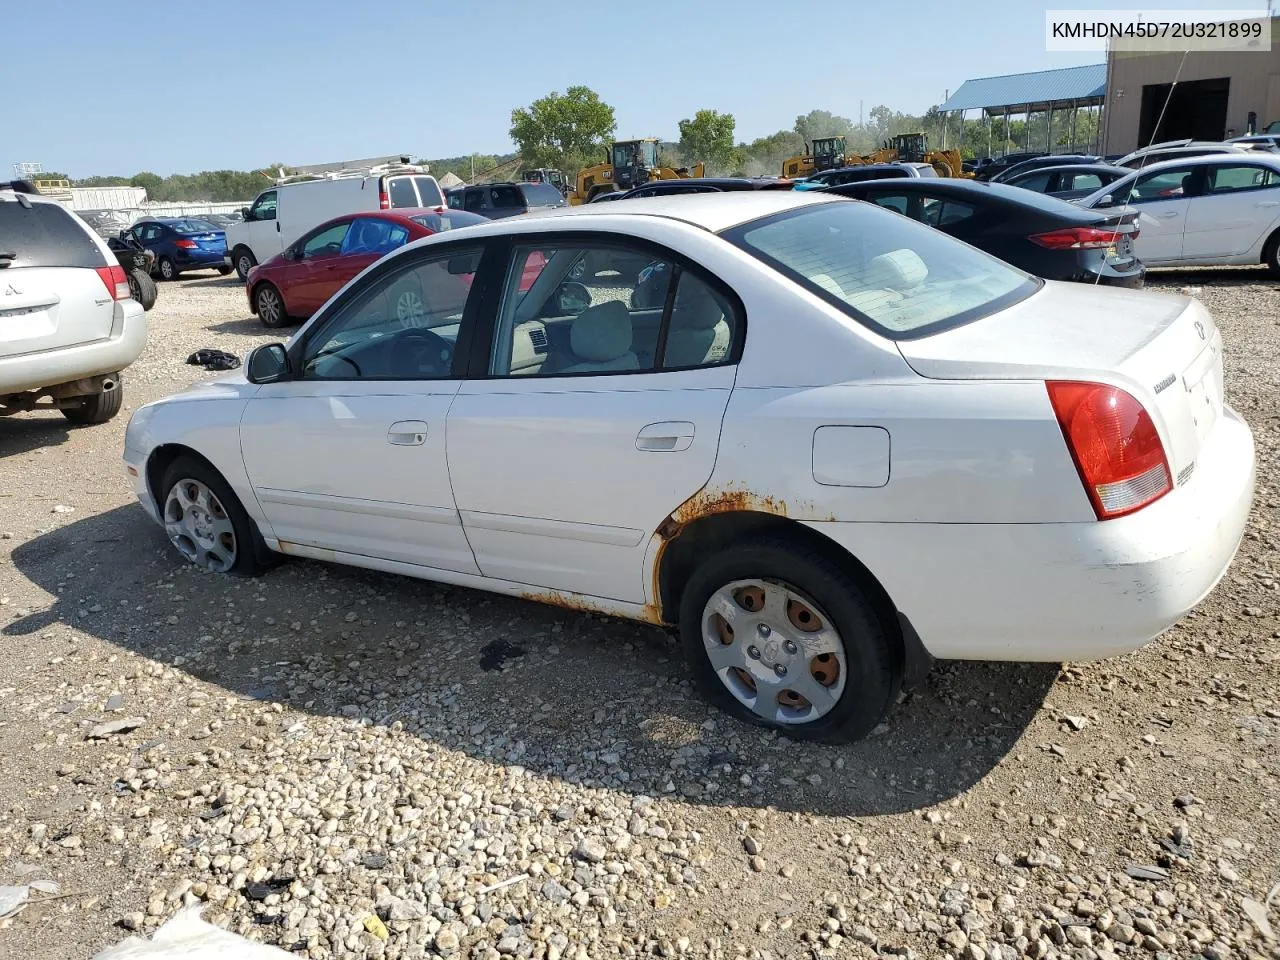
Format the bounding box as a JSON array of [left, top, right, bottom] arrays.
[[159, 455, 276, 577], [217, 265, 233, 276], [128, 269, 158, 311], [157, 256, 177, 281], [678, 538, 901, 743], [233, 247, 256, 281], [61, 375, 123, 425], [1263, 229, 1280, 278], [254, 282, 288, 328]]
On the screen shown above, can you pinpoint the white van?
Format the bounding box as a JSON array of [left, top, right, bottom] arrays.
[[224, 163, 444, 280]]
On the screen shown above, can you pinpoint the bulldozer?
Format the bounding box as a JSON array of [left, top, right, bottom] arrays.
[[863, 132, 968, 178], [781, 136, 858, 179], [568, 138, 706, 205]]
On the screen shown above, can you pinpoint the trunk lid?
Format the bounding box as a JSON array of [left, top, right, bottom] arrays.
[[897, 280, 1222, 484], [0, 266, 118, 358]]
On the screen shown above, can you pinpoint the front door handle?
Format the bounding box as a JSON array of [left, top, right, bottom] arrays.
[[388, 420, 428, 445], [1156, 211, 1180, 218], [636, 421, 694, 452]]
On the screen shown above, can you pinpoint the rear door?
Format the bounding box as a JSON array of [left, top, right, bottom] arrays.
[[1182, 161, 1280, 258], [446, 238, 743, 602], [0, 198, 118, 361], [1114, 165, 1202, 263], [384, 177, 421, 210]]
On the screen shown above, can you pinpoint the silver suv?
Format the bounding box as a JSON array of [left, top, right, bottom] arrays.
[[0, 181, 147, 424]]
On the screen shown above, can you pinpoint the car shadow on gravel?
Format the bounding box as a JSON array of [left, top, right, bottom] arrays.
[[205, 317, 277, 336], [1145, 266, 1275, 288], [0, 414, 73, 458], [6, 506, 1059, 818], [178, 274, 240, 289]]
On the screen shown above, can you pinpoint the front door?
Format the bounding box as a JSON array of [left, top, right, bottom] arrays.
[[1183, 161, 1280, 259], [290, 220, 353, 314], [1116, 165, 1201, 263], [239, 243, 487, 572], [446, 239, 743, 602], [244, 190, 282, 263]]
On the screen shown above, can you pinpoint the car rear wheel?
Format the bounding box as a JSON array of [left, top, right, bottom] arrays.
[[127, 269, 157, 311], [254, 283, 288, 328], [679, 539, 900, 743], [233, 247, 256, 281], [160, 456, 273, 577], [158, 256, 177, 281], [1264, 229, 1280, 278], [61, 375, 123, 425]]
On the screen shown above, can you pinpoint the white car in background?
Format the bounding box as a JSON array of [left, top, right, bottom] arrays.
[[1081, 153, 1280, 272], [123, 192, 1254, 742], [1, 181, 146, 424]]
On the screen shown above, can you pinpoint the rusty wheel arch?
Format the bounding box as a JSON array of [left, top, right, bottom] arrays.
[[652, 508, 898, 640]]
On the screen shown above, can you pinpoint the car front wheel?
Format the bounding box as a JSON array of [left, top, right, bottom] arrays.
[[254, 283, 288, 328], [679, 539, 901, 743], [233, 247, 256, 281], [160, 456, 272, 576]]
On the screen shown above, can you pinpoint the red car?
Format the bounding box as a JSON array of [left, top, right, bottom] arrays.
[[246, 207, 499, 328]]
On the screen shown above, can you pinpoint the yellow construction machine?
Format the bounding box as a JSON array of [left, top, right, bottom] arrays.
[[864, 133, 969, 178], [781, 136, 857, 179], [568, 138, 706, 204]]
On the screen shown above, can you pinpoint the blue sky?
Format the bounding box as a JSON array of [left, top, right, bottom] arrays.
[[3, 0, 1263, 178]]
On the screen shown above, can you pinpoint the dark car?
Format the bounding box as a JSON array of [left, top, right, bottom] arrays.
[[990, 154, 1101, 183], [820, 178, 1144, 288], [1002, 164, 1129, 202], [611, 177, 795, 199], [126, 217, 230, 280], [445, 181, 566, 219], [972, 151, 1045, 181]]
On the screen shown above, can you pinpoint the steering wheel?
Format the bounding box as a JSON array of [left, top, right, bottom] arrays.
[[397, 328, 453, 377]]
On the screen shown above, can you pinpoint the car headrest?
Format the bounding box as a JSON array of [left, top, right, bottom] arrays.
[[670, 281, 724, 330], [570, 301, 633, 362], [867, 249, 928, 290]]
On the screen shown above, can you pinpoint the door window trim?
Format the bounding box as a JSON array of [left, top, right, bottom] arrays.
[[462, 231, 747, 381], [284, 238, 495, 381], [1204, 163, 1279, 194]]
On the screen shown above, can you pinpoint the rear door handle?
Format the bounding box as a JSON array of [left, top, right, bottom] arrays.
[[388, 420, 428, 445], [1156, 211, 1180, 218], [636, 421, 694, 452], [1257, 200, 1280, 208]]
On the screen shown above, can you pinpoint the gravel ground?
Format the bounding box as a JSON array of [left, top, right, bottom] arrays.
[[0, 269, 1277, 960]]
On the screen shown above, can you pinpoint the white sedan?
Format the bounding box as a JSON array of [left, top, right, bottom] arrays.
[[123, 191, 1255, 742], [1080, 153, 1280, 272]]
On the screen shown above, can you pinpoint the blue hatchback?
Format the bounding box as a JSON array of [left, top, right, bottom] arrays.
[[128, 217, 230, 280]]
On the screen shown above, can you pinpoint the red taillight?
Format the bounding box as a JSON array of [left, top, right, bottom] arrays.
[[379, 191, 390, 209], [1047, 381, 1171, 519], [94, 264, 131, 300], [174, 238, 198, 249], [1029, 226, 1122, 250]]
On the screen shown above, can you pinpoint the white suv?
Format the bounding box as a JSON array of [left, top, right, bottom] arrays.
[[0, 181, 147, 424]]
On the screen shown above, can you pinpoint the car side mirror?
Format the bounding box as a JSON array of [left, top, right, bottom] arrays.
[[553, 281, 591, 316], [246, 343, 290, 384], [1095, 194, 1114, 208], [241, 206, 252, 221], [447, 253, 481, 275]]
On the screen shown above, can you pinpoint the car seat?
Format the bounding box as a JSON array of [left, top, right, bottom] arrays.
[[559, 301, 639, 373], [663, 281, 729, 367]]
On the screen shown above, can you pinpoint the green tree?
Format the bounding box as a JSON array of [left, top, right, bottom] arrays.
[[510, 86, 616, 174], [794, 110, 855, 146], [677, 109, 738, 174], [129, 172, 164, 199]]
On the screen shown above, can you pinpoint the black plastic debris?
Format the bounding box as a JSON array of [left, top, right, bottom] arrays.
[[185, 348, 241, 371]]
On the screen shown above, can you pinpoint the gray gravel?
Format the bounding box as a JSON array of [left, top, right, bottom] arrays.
[[0, 268, 1277, 960]]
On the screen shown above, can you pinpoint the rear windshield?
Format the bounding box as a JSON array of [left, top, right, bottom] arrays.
[[489, 185, 525, 208], [170, 219, 218, 233], [410, 210, 488, 232], [387, 177, 420, 208], [722, 201, 1037, 339], [412, 176, 444, 207], [0, 198, 107, 269], [519, 182, 564, 206]]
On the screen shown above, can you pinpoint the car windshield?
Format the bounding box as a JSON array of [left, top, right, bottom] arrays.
[[172, 219, 218, 233], [722, 200, 1037, 339], [410, 210, 488, 232]]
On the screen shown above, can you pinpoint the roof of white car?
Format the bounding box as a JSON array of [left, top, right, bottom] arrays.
[[1116, 151, 1280, 175], [515, 189, 837, 233]]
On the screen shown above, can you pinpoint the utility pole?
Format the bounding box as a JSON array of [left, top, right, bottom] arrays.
[[470, 154, 475, 181]]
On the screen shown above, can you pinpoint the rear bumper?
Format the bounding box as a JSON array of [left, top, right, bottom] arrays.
[[0, 300, 147, 397], [174, 250, 227, 269], [808, 405, 1254, 662]]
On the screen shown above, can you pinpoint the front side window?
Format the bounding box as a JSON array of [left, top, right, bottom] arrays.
[[724, 201, 1035, 339], [387, 178, 419, 208], [301, 222, 351, 258], [1123, 167, 1199, 203], [487, 243, 741, 376], [1064, 172, 1104, 191], [300, 246, 481, 380], [250, 191, 277, 221], [1207, 164, 1277, 193]]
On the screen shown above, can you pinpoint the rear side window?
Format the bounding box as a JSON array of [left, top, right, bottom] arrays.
[[519, 182, 564, 206], [387, 178, 419, 208], [0, 200, 107, 269], [489, 185, 525, 209], [1011, 171, 1054, 192], [410, 210, 488, 232], [445, 191, 464, 209]]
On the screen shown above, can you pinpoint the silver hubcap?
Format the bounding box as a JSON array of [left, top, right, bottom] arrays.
[[396, 290, 425, 327], [164, 478, 237, 573], [161, 260, 174, 279], [258, 288, 281, 324], [239, 255, 252, 276], [701, 579, 846, 725]]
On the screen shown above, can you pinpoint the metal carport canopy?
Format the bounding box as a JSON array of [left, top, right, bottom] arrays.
[[938, 64, 1106, 115]]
